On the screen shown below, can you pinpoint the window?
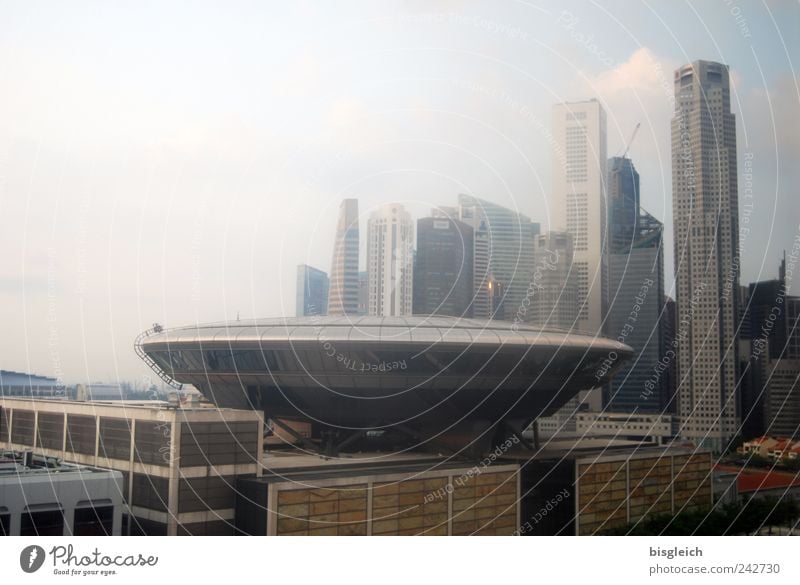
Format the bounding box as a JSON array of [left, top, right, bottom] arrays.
[[74, 505, 114, 536], [21, 508, 64, 536], [0, 513, 9, 536]]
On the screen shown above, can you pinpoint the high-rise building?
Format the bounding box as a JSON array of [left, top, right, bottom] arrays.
[[327, 199, 360, 316], [529, 231, 578, 330], [295, 264, 329, 317], [357, 271, 369, 315], [607, 157, 640, 251], [671, 60, 740, 450], [662, 297, 678, 415], [367, 203, 414, 316], [413, 216, 474, 317], [740, 256, 800, 438], [606, 218, 665, 412], [604, 156, 666, 413], [552, 99, 608, 334], [457, 194, 540, 322]]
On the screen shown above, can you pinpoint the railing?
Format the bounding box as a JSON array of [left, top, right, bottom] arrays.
[[134, 323, 183, 391]]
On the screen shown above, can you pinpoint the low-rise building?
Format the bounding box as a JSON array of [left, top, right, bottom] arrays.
[[0, 397, 262, 535], [0, 450, 123, 536]]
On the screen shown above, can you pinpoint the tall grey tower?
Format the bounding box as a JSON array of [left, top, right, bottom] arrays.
[[327, 199, 360, 316], [552, 100, 608, 335], [671, 60, 740, 450]]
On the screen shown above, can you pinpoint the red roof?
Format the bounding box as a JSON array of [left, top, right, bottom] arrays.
[[716, 465, 800, 492], [772, 439, 792, 451]]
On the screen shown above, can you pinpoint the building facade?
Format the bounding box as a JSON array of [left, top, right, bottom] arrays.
[[0, 398, 262, 535], [295, 264, 329, 317], [367, 203, 414, 316], [605, 156, 666, 413], [327, 199, 360, 316], [413, 216, 473, 317], [457, 194, 539, 322], [552, 100, 608, 335], [671, 60, 740, 450], [529, 231, 578, 330]]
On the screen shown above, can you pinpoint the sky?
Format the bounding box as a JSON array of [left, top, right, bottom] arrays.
[[0, 0, 798, 383]]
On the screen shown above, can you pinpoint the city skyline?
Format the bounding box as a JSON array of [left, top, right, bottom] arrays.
[[1, 2, 797, 383]]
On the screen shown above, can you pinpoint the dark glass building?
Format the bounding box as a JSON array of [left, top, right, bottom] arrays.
[[413, 216, 473, 317], [295, 264, 329, 316], [604, 156, 666, 413]]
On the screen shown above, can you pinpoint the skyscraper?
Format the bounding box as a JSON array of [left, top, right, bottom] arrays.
[[605, 156, 665, 413], [367, 203, 414, 316], [295, 264, 329, 317], [413, 215, 474, 317], [529, 231, 578, 330], [671, 60, 740, 450], [607, 157, 640, 251], [741, 257, 800, 438], [327, 199, 360, 316], [552, 99, 608, 335], [457, 194, 540, 322]]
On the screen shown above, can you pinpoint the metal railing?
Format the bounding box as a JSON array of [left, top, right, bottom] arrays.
[[134, 323, 183, 391]]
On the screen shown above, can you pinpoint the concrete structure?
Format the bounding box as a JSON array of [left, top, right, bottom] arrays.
[[327, 199, 360, 316], [296, 264, 329, 317], [511, 441, 713, 535], [552, 100, 608, 335], [413, 215, 473, 317], [764, 359, 800, 438], [76, 383, 125, 401], [0, 398, 262, 535], [457, 194, 540, 322], [138, 316, 633, 454], [0, 450, 123, 536], [0, 370, 64, 398], [529, 231, 578, 330], [574, 412, 673, 444], [367, 203, 414, 316], [237, 453, 519, 535], [671, 60, 740, 451]]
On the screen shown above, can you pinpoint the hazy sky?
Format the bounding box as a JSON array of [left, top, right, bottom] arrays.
[[1, 1, 798, 383]]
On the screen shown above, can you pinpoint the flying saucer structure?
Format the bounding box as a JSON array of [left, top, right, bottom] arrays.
[[138, 316, 632, 451]]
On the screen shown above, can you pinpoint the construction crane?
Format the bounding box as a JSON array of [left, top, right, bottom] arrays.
[[618, 122, 641, 159]]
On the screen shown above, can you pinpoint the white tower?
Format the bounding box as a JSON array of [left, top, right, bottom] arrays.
[[367, 203, 414, 316]]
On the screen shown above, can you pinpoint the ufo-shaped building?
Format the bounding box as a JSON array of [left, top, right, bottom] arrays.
[[138, 316, 631, 453]]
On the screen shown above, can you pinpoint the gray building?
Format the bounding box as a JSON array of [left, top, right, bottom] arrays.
[[529, 231, 578, 330], [457, 194, 540, 322], [0, 398, 261, 535], [672, 60, 740, 450], [327, 199, 360, 316], [741, 257, 800, 438], [0, 370, 64, 398], [413, 215, 473, 317], [605, 156, 666, 413], [0, 450, 123, 535], [295, 264, 329, 317]]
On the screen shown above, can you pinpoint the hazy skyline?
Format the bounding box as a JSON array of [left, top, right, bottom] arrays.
[[1, 1, 798, 382]]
